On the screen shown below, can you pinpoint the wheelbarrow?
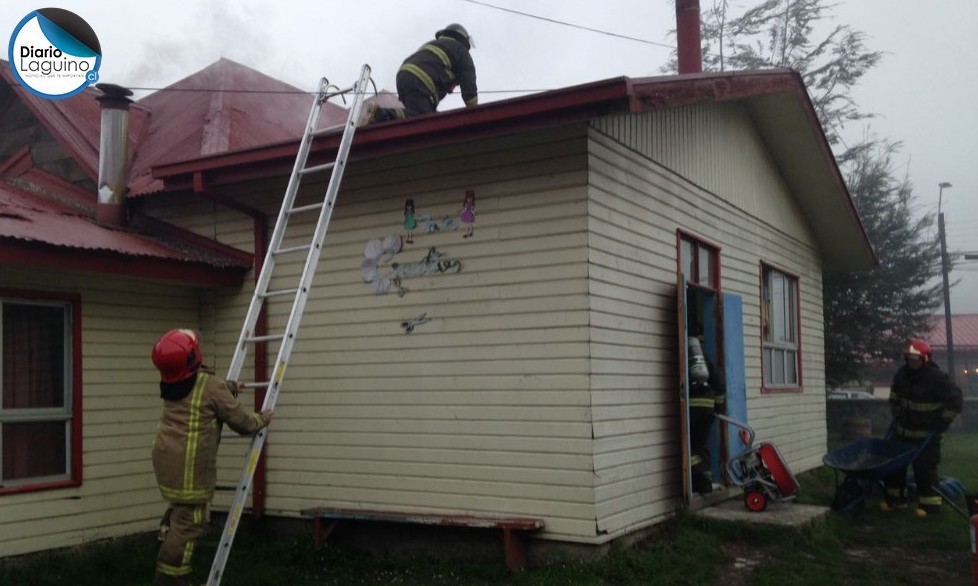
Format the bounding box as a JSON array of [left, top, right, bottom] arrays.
[[716, 414, 800, 512], [821, 432, 935, 513]]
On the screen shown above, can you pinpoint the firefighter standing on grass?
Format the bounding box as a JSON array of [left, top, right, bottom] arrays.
[[151, 329, 272, 586], [367, 23, 478, 123], [881, 338, 962, 516]]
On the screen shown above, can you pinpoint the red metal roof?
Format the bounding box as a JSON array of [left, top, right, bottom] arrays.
[[0, 178, 250, 286], [1, 57, 346, 196], [130, 58, 348, 195], [926, 314, 978, 349], [1, 57, 352, 285]]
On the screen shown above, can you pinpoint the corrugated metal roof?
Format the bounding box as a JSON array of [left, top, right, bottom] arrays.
[[1, 57, 347, 196], [0, 180, 250, 269], [129, 58, 348, 195], [927, 314, 978, 349]]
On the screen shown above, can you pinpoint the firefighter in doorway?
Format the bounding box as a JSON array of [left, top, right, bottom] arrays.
[[688, 334, 726, 494], [150, 329, 273, 586], [881, 338, 961, 516]]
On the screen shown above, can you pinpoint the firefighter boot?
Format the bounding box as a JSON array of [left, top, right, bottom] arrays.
[[879, 500, 908, 512]]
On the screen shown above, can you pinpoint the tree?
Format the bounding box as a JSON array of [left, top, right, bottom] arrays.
[[823, 142, 942, 384], [665, 0, 943, 383]]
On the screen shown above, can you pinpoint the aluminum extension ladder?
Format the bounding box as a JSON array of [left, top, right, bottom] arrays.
[[206, 64, 372, 586]]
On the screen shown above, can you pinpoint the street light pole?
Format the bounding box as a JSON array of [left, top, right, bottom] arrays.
[[938, 182, 955, 383]]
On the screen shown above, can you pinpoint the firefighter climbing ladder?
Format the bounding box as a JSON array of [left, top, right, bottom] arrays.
[[205, 64, 372, 586]]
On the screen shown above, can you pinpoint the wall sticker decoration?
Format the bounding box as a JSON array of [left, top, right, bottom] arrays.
[[360, 234, 461, 296], [403, 198, 417, 244], [460, 190, 476, 239]]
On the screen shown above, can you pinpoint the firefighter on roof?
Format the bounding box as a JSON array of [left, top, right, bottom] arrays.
[[366, 23, 478, 123]]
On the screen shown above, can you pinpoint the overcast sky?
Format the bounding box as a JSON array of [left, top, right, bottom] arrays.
[[5, 0, 977, 313]]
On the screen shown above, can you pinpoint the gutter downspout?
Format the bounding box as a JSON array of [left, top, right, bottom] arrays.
[[193, 171, 270, 516], [676, 0, 704, 74]]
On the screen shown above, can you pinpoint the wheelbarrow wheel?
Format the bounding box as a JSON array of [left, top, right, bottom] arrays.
[[831, 477, 866, 513], [745, 489, 767, 512]]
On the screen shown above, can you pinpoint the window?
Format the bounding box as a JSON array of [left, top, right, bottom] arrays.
[[1, 293, 80, 493], [761, 265, 800, 388], [679, 234, 718, 290]]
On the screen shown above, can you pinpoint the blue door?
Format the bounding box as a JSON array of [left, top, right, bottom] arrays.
[[722, 293, 748, 463]]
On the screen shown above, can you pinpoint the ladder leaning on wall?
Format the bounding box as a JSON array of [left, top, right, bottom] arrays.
[[205, 64, 373, 586]]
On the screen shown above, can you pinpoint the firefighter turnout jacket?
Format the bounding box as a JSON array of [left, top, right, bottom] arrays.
[[153, 370, 269, 503], [889, 362, 962, 440], [399, 35, 478, 109]]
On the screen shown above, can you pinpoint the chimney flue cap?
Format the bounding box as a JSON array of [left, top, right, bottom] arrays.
[[95, 83, 133, 109]]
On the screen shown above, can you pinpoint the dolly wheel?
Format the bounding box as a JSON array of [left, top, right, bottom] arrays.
[[745, 490, 767, 512]]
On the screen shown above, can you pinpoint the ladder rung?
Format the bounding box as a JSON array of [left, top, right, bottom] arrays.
[[261, 288, 299, 299], [300, 161, 336, 175], [242, 381, 271, 389], [288, 202, 325, 215], [245, 334, 285, 343], [273, 244, 311, 255]]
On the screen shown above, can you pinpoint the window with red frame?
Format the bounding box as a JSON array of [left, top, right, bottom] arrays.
[[679, 235, 718, 290], [761, 265, 800, 387], [1, 298, 74, 489]]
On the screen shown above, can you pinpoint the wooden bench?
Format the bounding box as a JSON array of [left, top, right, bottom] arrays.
[[300, 507, 544, 571]]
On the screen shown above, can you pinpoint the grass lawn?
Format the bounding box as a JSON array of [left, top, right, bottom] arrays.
[[3, 432, 976, 586]]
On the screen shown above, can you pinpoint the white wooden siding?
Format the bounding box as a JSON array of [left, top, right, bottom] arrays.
[[146, 126, 606, 542], [587, 106, 827, 537], [0, 266, 199, 557]]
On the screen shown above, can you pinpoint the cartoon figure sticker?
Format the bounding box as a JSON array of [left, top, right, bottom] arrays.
[[360, 234, 461, 296], [460, 190, 476, 239], [403, 198, 417, 244]]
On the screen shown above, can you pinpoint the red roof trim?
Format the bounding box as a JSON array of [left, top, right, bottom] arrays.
[[152, 76, 633, 184], [0, 240, 246, 287]]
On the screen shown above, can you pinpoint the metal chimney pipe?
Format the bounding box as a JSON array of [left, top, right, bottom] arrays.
[[676, 0, 703, 74], [95, 83, 133, 226]]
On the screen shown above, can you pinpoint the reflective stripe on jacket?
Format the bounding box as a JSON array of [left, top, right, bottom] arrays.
[[889, 362, 962, 440], [152, 371, 267, 503], [398, 35, 477, 107]]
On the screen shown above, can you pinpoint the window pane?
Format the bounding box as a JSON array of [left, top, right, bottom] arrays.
[[2, 421, 67, 481], [698, 247, 713, 287], [774, 349, 786, 384], [763, 348, 773, 383], [680, 239, 694, 281], [786, 350, 798, 384], [2, 303, 65, 409]]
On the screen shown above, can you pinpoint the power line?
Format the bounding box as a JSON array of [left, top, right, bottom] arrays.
[[3, 81, 552, 96], [458, 0, 676, 50]]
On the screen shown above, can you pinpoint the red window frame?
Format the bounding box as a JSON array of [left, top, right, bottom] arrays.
[[677, 231, 720, 291], [0, 288, 82, 495], [759, 263, 802, 393]]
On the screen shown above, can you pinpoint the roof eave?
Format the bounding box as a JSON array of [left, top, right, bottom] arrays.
[[152, 69, 875, 271], [152, 76, 633, 187], [0, 239, 248, 288]]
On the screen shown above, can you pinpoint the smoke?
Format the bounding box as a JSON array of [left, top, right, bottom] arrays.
[[125, 0, 272, 95]]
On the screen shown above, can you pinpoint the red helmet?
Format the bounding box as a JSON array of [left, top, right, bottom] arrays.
[[903, 339, 931, 363], [152, 329, 202, 383]]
